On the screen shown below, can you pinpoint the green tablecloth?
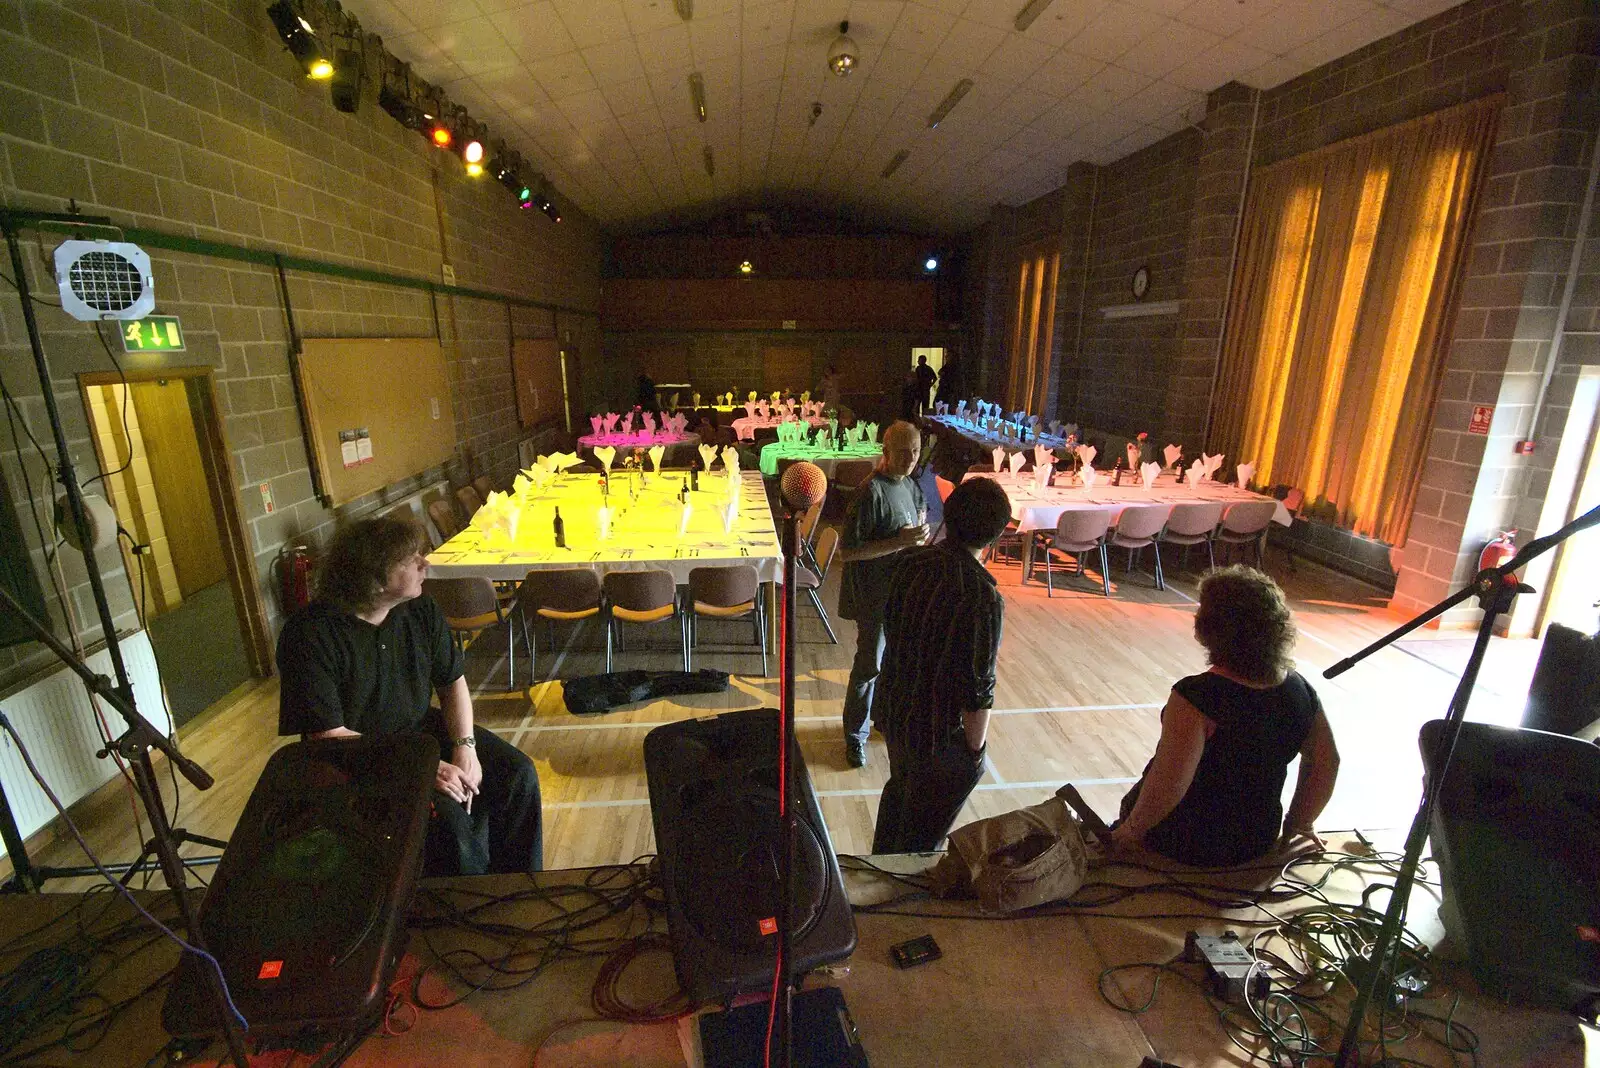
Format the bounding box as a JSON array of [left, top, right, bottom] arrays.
[[758, 440, 882, 477]]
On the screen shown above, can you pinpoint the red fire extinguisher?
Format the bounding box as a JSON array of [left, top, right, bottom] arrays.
[[1478, 529, 1518, 584], [276, 542, 315, 614]]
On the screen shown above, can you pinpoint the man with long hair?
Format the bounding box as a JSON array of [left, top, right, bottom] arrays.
[[276, 516, 543, 875]]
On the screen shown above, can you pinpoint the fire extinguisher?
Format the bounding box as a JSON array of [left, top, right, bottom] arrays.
[[276, 542, 315, 614], [1478, 529, 1518, 584]]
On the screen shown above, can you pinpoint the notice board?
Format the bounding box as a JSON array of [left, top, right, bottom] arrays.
[[512, 338, 564, 429], [295, 337, 456, 507]]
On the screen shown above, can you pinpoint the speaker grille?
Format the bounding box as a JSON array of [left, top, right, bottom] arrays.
[[67, 250, 145, 313]]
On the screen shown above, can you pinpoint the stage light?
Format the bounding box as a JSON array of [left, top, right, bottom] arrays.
[[738, 260, 754, 275], [518, 185, 534, 209], [827, 21, 856, 77], [329, 45, 363, 113], [532, 191, 560, 222], [462, 136, 484, 176], [430, 122, 451, 148], [266, 0, 334, 80], [924, 257, 939, 272]]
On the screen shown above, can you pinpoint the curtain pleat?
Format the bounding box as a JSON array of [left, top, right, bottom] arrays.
[[1210, 96, 1500, 544]]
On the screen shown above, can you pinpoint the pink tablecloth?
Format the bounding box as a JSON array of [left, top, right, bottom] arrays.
[[577, 431, 700, 450]]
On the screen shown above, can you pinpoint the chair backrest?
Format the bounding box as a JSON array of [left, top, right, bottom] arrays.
[[833, 459, 876, 490], [688, 564, 758, 608], [1282, 487, 1305, 513], [473, 475, 494, 502], [521, 568, 601, 613], [422, 577, 499, 623], [1113, 503, 1173, 541], [811, 526, 840, 580], [1164, 501, 1225, 537], [1054, 508, 1114, 544], [966, 463, 995, 474], [1220, 500, 1278, 535], [455, 485, 484, 520], [428, 498, 463, 543], [796, 497, 824, 544], [935, 475, 955, 503], [602, 569, 676, 613]]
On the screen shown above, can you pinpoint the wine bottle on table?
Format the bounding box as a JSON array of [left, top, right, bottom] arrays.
[[1113, 457, 1123, 486], [690, 463, 699, 491], [553, 506, 566, 548]]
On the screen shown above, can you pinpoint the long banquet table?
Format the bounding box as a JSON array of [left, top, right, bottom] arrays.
[[757, 439, 882, 477], [426, 470, 782, 587], [966, 470, 1293, 532]]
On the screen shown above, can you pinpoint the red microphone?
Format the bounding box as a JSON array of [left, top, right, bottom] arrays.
[[780, 461, 828, 513]]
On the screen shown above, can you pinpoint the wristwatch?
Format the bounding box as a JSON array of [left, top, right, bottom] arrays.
[[452, 735, 476, 749]]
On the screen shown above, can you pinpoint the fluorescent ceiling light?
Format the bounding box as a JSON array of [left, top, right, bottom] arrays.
[[703, 145, 715, 176], [1014, 0, 1056, 32], [881, 149, 909, 178], [927, 79, 973, 128], [688, 71, 707, 122]]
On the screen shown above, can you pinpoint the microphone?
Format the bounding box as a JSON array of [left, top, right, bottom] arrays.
[[779, 461, 827, 513]]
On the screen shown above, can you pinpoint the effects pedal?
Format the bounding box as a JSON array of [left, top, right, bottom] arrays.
[[1184, 930, 1269, 1004]]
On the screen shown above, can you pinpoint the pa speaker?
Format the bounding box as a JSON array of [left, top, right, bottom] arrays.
[[644, 708, 856, 1002], [162, 733, 437, 1040], [1523, 623, 1600, 736], [1421, 720, 1600, 1019]]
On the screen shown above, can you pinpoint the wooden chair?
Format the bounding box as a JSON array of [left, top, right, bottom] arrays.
[[1108, 503, 1174, 591], [686, 564, 767, 674], [1216, 500, 1280, 569], [516, 569, 601, 685], [1158, 501, 1225, 573], [1034, 509, 1115, 597], [935, 475, 955, 503], [455, 485, 484, 522], [422, 576, 520, 690], [1279, 488, 1306, 571], [472, 475, 495, 502], [601, 569, 686, 672], [795, 526, 841, 643], [832, 459, 877, 492], [428, 498, 463, 545]]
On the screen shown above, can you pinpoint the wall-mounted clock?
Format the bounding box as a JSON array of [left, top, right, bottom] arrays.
[[1131, 265, 1151, 301]]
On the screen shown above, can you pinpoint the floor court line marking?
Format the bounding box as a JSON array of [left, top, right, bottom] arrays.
[[485, 702, 1168, 734], [542, 776, 1142, 809]]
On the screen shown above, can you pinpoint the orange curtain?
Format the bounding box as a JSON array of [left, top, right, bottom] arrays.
[[1210, 96, 1499, 544], [1005, 249, 1059, 413]]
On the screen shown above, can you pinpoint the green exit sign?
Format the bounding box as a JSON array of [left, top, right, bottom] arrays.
[[120, 316, 185, 353]]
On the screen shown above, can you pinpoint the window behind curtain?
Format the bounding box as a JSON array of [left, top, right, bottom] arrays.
[[1210, 96, 1500, 545], [1005, 249, 1059, 414]]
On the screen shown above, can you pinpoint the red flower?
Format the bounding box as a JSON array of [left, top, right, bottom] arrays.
[[1136, 432, 1148, 441]]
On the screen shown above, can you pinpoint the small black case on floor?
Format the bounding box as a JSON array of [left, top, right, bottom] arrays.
[[699, 986, 869, 1068]]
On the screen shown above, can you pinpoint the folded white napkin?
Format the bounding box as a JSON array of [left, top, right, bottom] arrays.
[[1063, 422, 1079, 441], [603, 412, 620, 433], [1033, 463, 1051, 493], [1203, 452, 1225, 480], [722, 494, 738, 532], [756, 400, 770, 419], [748, 391, 758, 402], [1081, 465, 1098, 489], [991, 446, 1005, 472], [1164, 444, 1183, 468], [1126, 442, 1142, 470], [1033, 445, 1055, 469], [1141, 461, 1162, 490], [721, 445, 740, 476], [692, 392, 702, 407], [593, 445, 616, 473], [520, 465, 553, 489], [649, 445, 665, 471], [678, 503, 692, 537], [1074, 443, 1097, 468], [1007, 450, 1027, 477], [624, 411, 638, 434], [597, 505, 611, 541], [589, 415, 603, 436], [801, 390, 811, 403], [1188, 460, 1207, 486], [1048, 420, 1063, 437], [1236, 462, 1256, 489], [956, 400, 968, 414], [698, 443, 718, 469], [743, 400, 757, 418], [642, 411, 656, 434]]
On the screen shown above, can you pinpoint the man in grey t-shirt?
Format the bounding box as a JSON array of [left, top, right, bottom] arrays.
[[837, 421, 929, 768]]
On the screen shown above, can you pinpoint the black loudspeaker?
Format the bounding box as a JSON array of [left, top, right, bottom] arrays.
[[162, 734, 437, 1039], [1523, 622, 1600, 736], [1421, 720, 1600, 1019], [644, 708, 856, 1002]]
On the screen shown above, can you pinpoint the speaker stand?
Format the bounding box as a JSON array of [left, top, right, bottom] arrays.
[[1324, 501, 1600, 1065]]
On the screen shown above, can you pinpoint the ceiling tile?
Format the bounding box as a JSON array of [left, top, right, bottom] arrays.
[[1118, 18, 1220, 79], [1065, 5, 1167, 63], [1030, 49, 1102, 96], [621, 0, 688, 34], [1245, 54, 1303, 89], [981, 33, 1058, 84], [933, 17, 1006, 68], [400, 0, 485, 31], [550, 0, 630, 49], [345, 0, 416, 39], [1167, 35, 1273, 92], [490, 3, 578, 62], [599, 76, 658, 115], [433, 17, 522, 73], [1175, 0, 1281, 38], [533, 49, 599, 98], [1014, 0, 1111, 48], [636, 23, 695, 71], [582, 39, 647, 85], [556, 88, 615, 129], [886, 3, 957, 54], [744, 1, 797, 49], [1242, 0, 1361, 55], [689, 12, 744, 62]]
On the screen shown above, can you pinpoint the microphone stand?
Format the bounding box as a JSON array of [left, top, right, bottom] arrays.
[[1324, 500, 1600, 1066], [772, 486, 801, 1068], [1, 211, 250, 1068]]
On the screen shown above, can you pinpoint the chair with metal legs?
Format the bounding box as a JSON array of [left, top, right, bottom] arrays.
[[686, 564, 767, 675], [1033, 508, 1115, 597], [1107, 503, 1174, 592], [601, 569, 686, 673]]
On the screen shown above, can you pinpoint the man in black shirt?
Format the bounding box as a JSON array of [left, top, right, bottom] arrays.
[[914, 355, 937, 415], [871, 477, 1012, 854], [838, 421, 929, 768], [277, 516, 543, 875]]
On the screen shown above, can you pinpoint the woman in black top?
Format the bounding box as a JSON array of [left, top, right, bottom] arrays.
[[1108, 566, 1340, 866]]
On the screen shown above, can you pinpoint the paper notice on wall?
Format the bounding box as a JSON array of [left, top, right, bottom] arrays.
[[340, 431, 359, 469], [356, 433, 373, 464]]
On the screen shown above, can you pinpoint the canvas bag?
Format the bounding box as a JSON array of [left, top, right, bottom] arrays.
[[929, 793, 1090, 912]]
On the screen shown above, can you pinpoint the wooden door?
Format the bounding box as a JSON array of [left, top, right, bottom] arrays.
[[131, 380, 226, 597], [512, 338, 564, 428]]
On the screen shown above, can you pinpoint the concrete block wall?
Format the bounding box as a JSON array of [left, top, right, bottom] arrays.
[[0, 0, 603, 688]]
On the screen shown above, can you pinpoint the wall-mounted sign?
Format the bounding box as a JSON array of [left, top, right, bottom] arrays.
[[781, 320, 797, 330], [120, 316, 184, 353], [1468, 404, 1494, 435]]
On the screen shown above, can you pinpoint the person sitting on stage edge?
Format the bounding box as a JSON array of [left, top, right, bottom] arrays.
[[871, 475, 1012, 854], [1108, 566, 1339, 866], [276, 516, 544, 876], [837, 420, 929, 769]]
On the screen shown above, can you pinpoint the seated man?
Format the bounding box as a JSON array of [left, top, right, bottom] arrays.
[[277, 516, 543, 875], [1108, 566, 1340, 866], [871, 476, 1013, 853]]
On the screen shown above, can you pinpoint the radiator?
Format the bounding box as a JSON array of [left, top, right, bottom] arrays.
[[0, 630, 172, 859]]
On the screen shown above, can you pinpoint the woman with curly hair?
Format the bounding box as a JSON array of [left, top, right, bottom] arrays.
[[1107, 566, 1340, 865]]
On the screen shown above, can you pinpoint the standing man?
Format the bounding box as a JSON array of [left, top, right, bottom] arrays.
[[837, 420, 929, 768], [872, 477, 1012, 853], [277, 516, 544, 876], [914, 355, 937, 416]]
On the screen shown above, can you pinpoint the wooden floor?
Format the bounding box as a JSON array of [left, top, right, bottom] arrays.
[[11, 535, 1546, 890]]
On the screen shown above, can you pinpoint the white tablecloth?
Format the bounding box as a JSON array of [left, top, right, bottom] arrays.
[[731, 415, 830, 441], [427, 471, 783, 585], [964, 471, 1292, 532], [929, 414, 1070, 451]]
